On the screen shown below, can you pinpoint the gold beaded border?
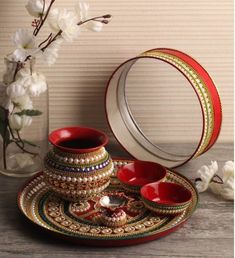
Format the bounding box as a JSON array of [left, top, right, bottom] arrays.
[[140, 51, 214, 157], [48, 149, 109, 168], [142, 200, 189, 215], [44, 161, 114, 178]]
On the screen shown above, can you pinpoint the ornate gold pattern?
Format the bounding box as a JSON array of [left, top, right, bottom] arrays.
[[44, 146, 113, 200]]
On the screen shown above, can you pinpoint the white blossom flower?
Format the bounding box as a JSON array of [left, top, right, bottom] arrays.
[[26, 0, 49, 18], [6, 80, 26, 98], [48, 8, 80, 42], [40, 37, 63, 66], [14, 153, 35, 168], [195, 161, 218, 192], [12, 94, 33, 110], [12, 29, 38, 62], [9, 114, 32, 130], [17, 68, 47, 97], [75, 2, 103, 32], [210, 161, 234, 200]]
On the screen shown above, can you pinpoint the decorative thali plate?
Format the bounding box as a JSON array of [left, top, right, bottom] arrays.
[[18, 159, 198, 247]]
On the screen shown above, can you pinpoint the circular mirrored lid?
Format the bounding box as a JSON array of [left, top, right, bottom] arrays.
[[105, 48, 222, 168]]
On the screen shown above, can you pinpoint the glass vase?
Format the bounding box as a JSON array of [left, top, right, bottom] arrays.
[[0, 59, 49, 177], [0, 92, 48, 177]]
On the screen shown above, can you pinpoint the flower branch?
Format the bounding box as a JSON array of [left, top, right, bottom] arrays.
[[33, 0, 56, 36], [0, 0, 111, 171]]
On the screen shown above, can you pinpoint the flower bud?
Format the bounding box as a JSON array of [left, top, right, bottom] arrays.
[[9, 114, 32, 131], [26, 0, 49, 18], [9, 114, 22, 130], [6, 81, 26, 98]]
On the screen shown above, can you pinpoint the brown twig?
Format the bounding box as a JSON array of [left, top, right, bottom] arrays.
[[38, 33, 53, 48], [34, 0, 56, 36], [13, 62, 21, 81], [16, 130, 25, 149], [77, 14, 111, 26], [2, 108, 8, 169], [211, 174, 224, 184], [8, 125, 37, 156], [40, 30, 62, 52], [41, 0, 46, 20]]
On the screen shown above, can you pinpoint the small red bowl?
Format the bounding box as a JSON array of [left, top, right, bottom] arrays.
[[141, 182, 192, 215], [117, 161, 166, 193]]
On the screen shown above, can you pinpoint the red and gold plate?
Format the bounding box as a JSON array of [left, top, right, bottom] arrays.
[[18, 158, 198, 247]]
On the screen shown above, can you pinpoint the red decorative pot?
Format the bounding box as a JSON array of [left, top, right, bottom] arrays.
[[43, 126, 113, 201]]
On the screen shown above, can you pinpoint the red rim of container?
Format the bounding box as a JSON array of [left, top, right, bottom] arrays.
[[141, 181, 193, 206], [48, 126, 109, 154], [117, 160, 166, 187]]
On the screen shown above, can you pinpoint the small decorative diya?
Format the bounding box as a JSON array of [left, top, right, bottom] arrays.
[[43, 126, 114, 201], [100, 207, 127, 228], [99, 194, 128, 227], [141, 182, 192, 215], [117, 160, 166, 193]]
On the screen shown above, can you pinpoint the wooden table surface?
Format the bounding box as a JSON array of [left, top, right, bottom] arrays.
[[0, 143, 233, 258]]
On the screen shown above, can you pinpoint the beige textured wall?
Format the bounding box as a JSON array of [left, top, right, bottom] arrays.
[[0, 0, 233, 145]]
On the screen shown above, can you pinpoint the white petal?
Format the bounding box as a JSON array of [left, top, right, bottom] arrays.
[[26, 0, 48, 17], [6, 81, 26, 98], [222, 161, 234, 182], [14, 153, 34, 168], [41, 38, 63, 66], [21, 115, 32, 127], [196, 161, 218, 193], [28, 75, 46, 96], [210, 181, 222, 193], [48, 8, 61, 32], [12, 49, 29, 62], [195, 180, 210, 193], [85, 21, 103, 32], [12, 28, 36, 49], [220, 176, 234, 200], [9, 114, 22, 130], [75, 1, 89, 21], [12, 95, 33, 110], [16, 67, 31, 80], [210, 161, 218, 173]]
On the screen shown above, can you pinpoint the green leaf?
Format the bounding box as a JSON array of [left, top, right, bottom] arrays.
[[0, 123, 11, 146], [0, 106, 7, 121], [15, 109, 42, 117], [0, 107, 10, 146], [22, 139, 39, 148]]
